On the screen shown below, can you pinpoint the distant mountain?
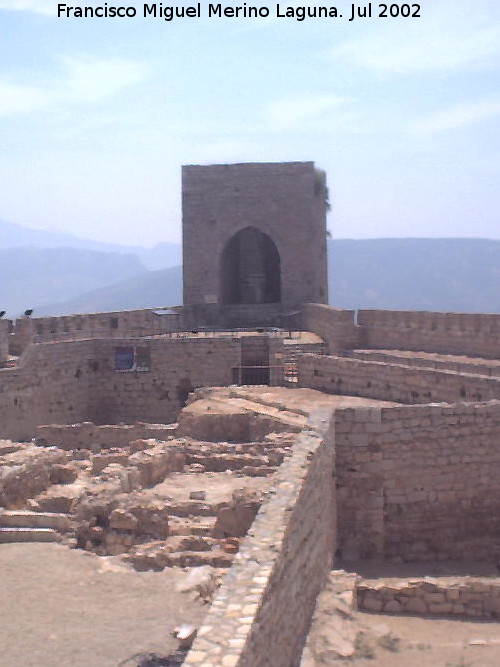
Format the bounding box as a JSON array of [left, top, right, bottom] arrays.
[[139, 242, 182, 270], [37, 266, 182, 316], [329, 238, 500, 313], [32, 238, 500, 316], [0, 247, 146, 317], [0, 218, 181, 269]]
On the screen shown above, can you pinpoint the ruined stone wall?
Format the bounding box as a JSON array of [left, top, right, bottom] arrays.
[[0, 337, 241, 441], [0, 340, 96, 441], [348, 350, 500, 377], [87, 337, 241, 424], [298, 353, 500, 403], [302, 303, 358, 352], [182, 162, 328, 311], [357, 577, 500, 618], [184, 411, 336, 667], [335, 401, 500, 561], [9, 308, 183, 355], [35, 423, 177, 450], [357, 309, 500, 359]]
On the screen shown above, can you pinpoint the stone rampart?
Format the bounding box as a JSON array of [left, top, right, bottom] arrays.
[[298, 353, 500, 403], [0, 337, 241, 441], [302, 303, 357, 352], [357, 309, 500, 359], [335, 401, 500, 561], [302, 304, 500, 359], [9, 308, 183, 355], [348, 350, 500, 377], [184, 410, 336, 667]]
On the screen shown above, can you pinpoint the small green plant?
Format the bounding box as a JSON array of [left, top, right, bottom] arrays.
[[377, 633, 401, 653], [354, 631, 375, 659]]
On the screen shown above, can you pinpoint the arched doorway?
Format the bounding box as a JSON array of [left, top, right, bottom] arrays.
[[220, 227, 281, 304]]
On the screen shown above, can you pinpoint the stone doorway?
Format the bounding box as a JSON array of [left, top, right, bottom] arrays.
[[220, 227, 281, 305]]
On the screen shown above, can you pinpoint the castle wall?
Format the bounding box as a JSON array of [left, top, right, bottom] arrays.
[[0, 340, 96, 441], [348, 349, 500, 377], [335, 401, 500, 561], [184, 410, 336, 667], [357, 309, 500, 359], [302, 303, 358, 352], [9, 308, 182, 356], [87, 337, 241, 425], [0, 337, 241, 441], [182, 162, 328, 311], [298, 353, 500, 403]]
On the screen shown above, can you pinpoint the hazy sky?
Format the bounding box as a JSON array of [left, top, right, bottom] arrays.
[[0, 0, 499, 246]]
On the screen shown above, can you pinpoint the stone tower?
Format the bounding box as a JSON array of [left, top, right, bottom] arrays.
[[182, 161, 329, 324]]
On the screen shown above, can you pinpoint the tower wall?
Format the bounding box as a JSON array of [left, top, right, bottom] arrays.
[[182, 162, 329, 314]]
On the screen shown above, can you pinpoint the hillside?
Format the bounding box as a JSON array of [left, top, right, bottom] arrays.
[[0, 219, 181, 269], [37, 267, 182, 316], [33, 238, 500, 316], [0, 247, 146, 317]]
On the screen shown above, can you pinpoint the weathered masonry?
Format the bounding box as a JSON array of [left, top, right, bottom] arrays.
[[182, 162, 329, 326]]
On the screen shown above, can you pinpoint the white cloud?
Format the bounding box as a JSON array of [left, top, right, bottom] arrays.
[[327, 1, 500, 74], [0, 81, 51, 115], [267, 94, 349, 128], [0, 0, 55, 15], [62, 56, 147, 103], [0, 56, 147, 117], [411, 100, 500, 134]]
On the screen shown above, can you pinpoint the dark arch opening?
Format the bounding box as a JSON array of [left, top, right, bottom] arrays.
[[220, 227, 281, 305]]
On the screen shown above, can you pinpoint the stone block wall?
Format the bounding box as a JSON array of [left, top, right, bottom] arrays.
[[9, 308, 183, 355], [335, 401, 500, 561], [298, 353, 500, 403], [184, 411, 336, 667], [302, 304, 500, 359], [0, 337, 242, 441], [348, 350, 500, 378], [87, 337, 241, 424], [302, 303, 358, 352], [182, 162, 328, 311], [357, 309, 500, 359], [35, 423, 177, 450], [0, 340, 97, 441], [357, 577, 500, 618]]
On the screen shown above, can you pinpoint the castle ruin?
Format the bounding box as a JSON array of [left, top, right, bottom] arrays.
[[1, 161, 499, 666]]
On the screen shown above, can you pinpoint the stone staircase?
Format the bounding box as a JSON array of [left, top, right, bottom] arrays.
[[0, 510, 69, 543]]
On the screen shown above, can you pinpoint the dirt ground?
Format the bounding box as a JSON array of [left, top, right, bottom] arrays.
[[306, 562, 500, 667], [0, 543, 208, 667], [350, 611, 500, 667]]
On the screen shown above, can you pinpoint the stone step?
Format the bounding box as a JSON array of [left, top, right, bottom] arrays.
[[0, 527, 60, 543], [0, 511, 70, 530]]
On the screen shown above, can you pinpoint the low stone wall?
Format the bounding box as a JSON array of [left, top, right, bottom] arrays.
[[348, 349, 500, 378], [357, 309, 500, 359], [35, 422, 177, 450], [334, 401, 500, 561], [298, 353, 500, 403], [357, 577, 500, 618], [184, 410, 336, 667], [302, 303, 358, 352], [0, 337, 241, 441]]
